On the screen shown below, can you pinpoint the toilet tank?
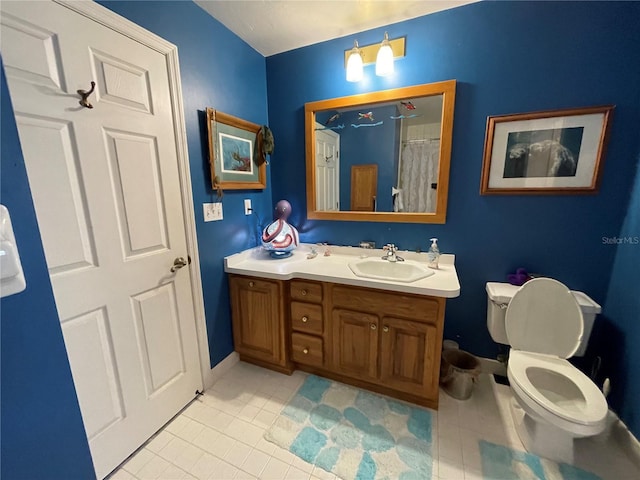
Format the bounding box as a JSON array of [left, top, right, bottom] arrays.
[[486, 282, 601, 357]]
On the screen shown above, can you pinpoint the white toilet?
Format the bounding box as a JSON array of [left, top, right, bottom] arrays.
[[486, 278, 608, 464]]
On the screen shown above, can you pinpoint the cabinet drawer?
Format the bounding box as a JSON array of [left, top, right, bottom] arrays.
[[291, 302, 323, 334], [290, 280, 323, 303], [291, 333, 324, 367]]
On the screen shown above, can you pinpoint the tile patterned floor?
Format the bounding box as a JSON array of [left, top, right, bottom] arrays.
[[110, 361, 639, 480]]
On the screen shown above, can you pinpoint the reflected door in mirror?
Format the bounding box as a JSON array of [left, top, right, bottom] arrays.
[[351, 164, 378, 211], [315, 124, 340, 211]]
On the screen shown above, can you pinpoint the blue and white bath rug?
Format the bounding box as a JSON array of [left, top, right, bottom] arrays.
[[265, 375, 433, 480], [479, 440, 602, 480]]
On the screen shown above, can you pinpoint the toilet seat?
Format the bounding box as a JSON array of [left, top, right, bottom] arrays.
[[508, 350, 607, 428], [505, 278, 607, 437]]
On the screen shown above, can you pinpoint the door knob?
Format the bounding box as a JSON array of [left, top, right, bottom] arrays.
[[370, 323, 377, 330], [383, 326, 389, 333], [302, 348, 309, 354], [301, 316, 308, 323], [170, 257, 188, 272]]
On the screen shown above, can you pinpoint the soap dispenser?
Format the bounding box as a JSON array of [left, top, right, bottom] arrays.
[[427, 237, 440, 269]]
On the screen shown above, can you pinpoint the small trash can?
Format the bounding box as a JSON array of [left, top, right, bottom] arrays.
[[440, 349, 481, 400]]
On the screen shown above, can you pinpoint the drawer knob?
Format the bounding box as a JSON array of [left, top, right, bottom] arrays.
[[303, 348, 309, 354], [370, 323, 377, 330], [301, 316, 308, 323], [383, 326, 389, 333], [301, 289, 307, 296], [249, 281, 254, 287]]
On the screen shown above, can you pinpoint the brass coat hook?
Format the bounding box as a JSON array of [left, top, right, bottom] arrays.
[[77, 81, 96, 109]]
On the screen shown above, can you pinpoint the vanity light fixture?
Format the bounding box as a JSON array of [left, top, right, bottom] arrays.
[[346, 40, 363, 82], [344, 34, 405, 81], [375, 32, 394, 76]]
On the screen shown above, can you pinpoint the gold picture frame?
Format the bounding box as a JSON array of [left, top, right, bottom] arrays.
[[206, 108, 266, 190], [480, 105, 614, 195]]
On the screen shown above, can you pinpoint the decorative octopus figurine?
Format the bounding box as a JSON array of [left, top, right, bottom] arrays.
[[261, 200, 299, 258]]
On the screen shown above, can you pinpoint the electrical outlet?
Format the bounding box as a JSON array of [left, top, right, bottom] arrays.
[[244, 199, 252, 215], [203, 202, 223, 222]]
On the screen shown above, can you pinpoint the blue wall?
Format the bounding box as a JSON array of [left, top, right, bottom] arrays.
[[1, 61, 96, 480], [266, 1, 640, 433], [601, 160, 640, 437], [98, 1, 272, 367], [317, 105, 398, 211], [342, 105, 398, 212]]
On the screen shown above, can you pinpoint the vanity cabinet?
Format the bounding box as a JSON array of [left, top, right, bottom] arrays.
[[228, 275, 291, 373], [330, 285, 443, 406], [378, 316, 438, 398], [229, 274, 446, 408], [331, 308, 379, 382]]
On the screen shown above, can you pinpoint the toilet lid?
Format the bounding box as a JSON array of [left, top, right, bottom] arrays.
[[505, 278, 584, 358]]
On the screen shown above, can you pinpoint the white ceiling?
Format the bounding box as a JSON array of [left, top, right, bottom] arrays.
[[194, 0, 477, 56]]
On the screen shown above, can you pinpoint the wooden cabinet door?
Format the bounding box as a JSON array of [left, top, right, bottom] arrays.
[[350, 164, 378, 211], [379, 316, 438, 398], [331, 309, 379, 382], [229, 276, 283, 366]]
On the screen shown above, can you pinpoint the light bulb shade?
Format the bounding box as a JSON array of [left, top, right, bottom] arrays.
[[346, 48, 363, 82], [376, 43, 394, 76]]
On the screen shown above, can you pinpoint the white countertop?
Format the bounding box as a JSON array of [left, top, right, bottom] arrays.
[[224, 244, 460, 298]]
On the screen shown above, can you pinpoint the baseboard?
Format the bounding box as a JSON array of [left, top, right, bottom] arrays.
[[203, 352, 239, 390], [477, 356, 507, 377], [610, 412, 640, 469]]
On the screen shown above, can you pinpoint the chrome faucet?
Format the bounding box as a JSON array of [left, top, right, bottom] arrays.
[[382, 244, 404, 262]]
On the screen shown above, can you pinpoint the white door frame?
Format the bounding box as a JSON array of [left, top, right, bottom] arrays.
[[54, 0, 213, 389]]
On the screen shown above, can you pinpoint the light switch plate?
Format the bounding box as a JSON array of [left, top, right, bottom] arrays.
[[244, 199, 252, 215], [0, 204, 26, 297], [213, 202, 223, 220]]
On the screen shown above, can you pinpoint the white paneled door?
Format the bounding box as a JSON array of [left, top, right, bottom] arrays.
[[1, 1, 203, 477], [314, 122, 340, 211]]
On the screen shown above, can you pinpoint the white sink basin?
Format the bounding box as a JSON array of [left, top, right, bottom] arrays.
[[348, 258, 435, 283]]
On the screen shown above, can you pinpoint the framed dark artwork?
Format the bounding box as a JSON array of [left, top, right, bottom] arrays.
[[480, 106, 614, 195], [206, 108, 265, 190]]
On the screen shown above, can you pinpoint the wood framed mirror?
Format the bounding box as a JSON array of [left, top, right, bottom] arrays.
[[305, 80, 456, 223]]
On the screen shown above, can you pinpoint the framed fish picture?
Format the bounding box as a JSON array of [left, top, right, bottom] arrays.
[[206, 108, 266, 190]]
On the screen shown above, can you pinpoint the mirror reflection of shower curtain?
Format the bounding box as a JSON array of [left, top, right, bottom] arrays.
[[398, 140, 439, 212]]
